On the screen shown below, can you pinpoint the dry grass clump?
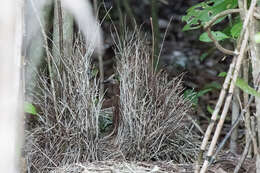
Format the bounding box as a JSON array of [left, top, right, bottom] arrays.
[[25, 30, 199, 172], [113, 30, 199, 162], [25, 41, 104, 172]]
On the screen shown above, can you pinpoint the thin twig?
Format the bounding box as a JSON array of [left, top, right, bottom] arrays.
[[155, 17, 173, 74], [234, 139, 251, 173], [150, 17, 155, 73], [237, 0, 257, 49], [206, 28, 237, 55], [204, 9, 242, 55], [195, 57, 236, 173], [57, 0, 64, 58], [249, 73, 260, 155], [204, 9, 243, 29], [250, 116, 258, 155], [187, 114, 204, 135], [200, 26, 249, 173], [209, 92, 255, 165]]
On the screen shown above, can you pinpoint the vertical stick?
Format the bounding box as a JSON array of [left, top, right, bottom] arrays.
[[230, 88, 239, 153], [200, 28, 249, 173], [195, 57, 236, 173], [151, 0, 160, 70]]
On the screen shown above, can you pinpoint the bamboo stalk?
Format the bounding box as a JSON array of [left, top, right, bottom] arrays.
[[195, 56, 236, 173], [200, 27, 250, 173]]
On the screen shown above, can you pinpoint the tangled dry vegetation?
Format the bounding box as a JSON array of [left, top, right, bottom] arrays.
[[25, 31, 200, 172], [113, 31, 199, 161]]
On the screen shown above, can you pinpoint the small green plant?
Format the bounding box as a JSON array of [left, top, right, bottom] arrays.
[[184, 81, 221, 107], [184, 88, 212, 106], [218, 72, 260, 98], [182, 0, 238, 31], [199, 31, 229, 42], [24, 102, 37, 115]]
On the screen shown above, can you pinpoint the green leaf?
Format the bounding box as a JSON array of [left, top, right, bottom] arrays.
[[24, 102, 37, 115], [184, 88, 212, 106], [254, 32, 260, 43], [218, 72, 260, 98], [236, 78, 260, 98], [182, 0, 238, 31], [207, 105, 221, 120], [184, 89, 199, 105], [199, 31, 229, 42], [91, 68, 99, 77], [217, 72, 260, 97], [197, 88, 212, 97], [207, 105, 214, 114], [203, 81, 222, 90], [230, 21, 242, 38], [218, 72, 227, 77], [200, 52, 209, 61]]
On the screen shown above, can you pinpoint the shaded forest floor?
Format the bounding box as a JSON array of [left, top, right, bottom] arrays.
[[24, 0, 257, 172]]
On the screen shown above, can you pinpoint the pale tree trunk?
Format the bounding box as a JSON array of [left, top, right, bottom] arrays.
[[248, 5, 260, 173], [0, 0, 24, 172]]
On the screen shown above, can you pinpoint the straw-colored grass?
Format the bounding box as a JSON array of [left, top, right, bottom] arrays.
[[24, 31, 199, 172]]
